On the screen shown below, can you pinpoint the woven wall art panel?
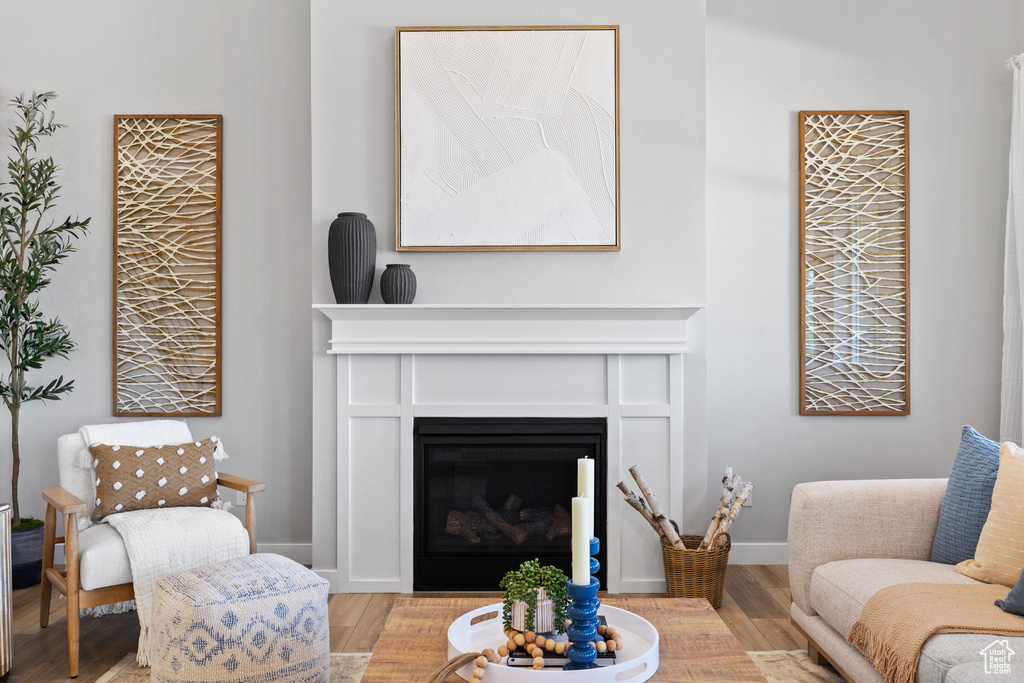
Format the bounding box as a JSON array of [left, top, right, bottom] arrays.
[[799, 111, 909, 415], [113, 115, 222, 416]]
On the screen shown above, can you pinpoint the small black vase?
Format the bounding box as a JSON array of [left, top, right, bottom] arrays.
[[380, 264, 417, 304], [328, 212, 376, 304]]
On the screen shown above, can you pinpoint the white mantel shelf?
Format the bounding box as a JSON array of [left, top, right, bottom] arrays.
[[314, 304, 706, 355]]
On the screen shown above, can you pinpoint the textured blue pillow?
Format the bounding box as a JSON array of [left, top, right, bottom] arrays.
[[930, 425, 1001, 565]]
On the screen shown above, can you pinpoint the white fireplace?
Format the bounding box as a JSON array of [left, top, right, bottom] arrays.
[[311, 304, 705, 593]]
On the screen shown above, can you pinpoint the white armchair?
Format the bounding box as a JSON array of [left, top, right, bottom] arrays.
[[39, 427, 264, 678]]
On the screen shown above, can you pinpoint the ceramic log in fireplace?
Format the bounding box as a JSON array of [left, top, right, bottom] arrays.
[[413, 418, 607, 591]]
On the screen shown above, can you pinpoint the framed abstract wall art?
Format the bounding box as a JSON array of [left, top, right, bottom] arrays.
[[395, 26, 619, 251], [113, 115, 222, 416], [799, 110, 909, 415]]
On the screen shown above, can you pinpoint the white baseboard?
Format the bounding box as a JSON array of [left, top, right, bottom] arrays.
[[257, 543, 312, 565], [311, 549, 791, 594], [728, 542, 788, 564], [57, 541, 784, 592]]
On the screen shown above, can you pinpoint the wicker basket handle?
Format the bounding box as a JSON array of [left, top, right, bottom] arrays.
[[709, 530, 729, 548]]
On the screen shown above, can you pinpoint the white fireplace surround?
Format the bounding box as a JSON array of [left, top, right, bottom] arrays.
[[312, 304, 706, 593]]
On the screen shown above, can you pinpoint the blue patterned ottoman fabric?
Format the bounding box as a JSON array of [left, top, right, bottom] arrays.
[[930, 426, 1001, 565], [151, 553, 330, 683]]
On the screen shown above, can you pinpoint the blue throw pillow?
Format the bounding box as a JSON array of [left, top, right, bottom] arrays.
[[930, 425, 1001, 565], [996, 567, 1024, 616]]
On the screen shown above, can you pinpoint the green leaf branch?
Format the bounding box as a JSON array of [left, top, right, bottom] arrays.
[[0, 92, 89, 527]]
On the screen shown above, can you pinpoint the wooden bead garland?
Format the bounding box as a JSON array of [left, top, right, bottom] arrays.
[[427, 628, 624, 679]]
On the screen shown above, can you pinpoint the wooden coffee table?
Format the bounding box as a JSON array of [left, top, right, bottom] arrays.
[[360, 596, 766, 682]]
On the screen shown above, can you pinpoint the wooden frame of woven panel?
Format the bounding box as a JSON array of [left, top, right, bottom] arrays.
[[112, 115, 222, 417], [798, 110, 910, 416]]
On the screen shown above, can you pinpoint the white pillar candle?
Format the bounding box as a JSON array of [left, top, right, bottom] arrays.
[[571, 496, 592, 586], [577, 457, 595, 539], [577, 457, 595, 500]]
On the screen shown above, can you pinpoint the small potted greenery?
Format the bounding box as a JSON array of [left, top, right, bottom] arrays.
[[499, 559, 570, 635], [0, 92, 89, 588]]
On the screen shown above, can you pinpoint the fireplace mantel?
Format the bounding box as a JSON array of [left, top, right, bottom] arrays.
[[312, 302, 707, 594], [313, 304, 705, 355]]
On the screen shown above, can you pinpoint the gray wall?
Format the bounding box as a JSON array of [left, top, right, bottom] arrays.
[[0, 0, 312, 549], [310, 0, 707, 306], [707, 0, 1023, 550]]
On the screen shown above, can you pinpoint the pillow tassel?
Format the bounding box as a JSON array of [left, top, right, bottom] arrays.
[[73, 445, 97, 470], [212, 437, 228, 461]]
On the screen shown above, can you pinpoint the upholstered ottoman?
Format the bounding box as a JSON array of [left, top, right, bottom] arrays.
[[150, 553, 330, 682]]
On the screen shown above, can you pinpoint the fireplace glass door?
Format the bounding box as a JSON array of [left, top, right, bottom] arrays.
[[414, 418, 607, 590]]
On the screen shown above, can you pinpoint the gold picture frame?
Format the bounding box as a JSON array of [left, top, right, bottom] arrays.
[[395, 25, 620, 251]]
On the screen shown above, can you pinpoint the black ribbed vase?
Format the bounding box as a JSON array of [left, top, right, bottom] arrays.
[[380, 264, 417, 304], [328, 212, 376, 304]]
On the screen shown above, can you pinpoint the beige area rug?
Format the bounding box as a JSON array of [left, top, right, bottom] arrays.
[[96, 652, 373, 682], [98, 650, 840, 682], [748, 650, 846, 683]]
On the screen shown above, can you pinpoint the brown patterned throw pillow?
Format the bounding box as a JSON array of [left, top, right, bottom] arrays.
[[89, 438, 220, 519]]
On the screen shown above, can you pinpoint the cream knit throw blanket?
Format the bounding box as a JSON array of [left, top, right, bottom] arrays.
[[106, 507, 249, 666]]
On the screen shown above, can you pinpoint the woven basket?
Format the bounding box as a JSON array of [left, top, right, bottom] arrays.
[[661, 533, 731, 608]]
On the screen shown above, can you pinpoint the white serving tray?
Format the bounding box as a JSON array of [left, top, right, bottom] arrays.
[[447, 603, 659, 682]]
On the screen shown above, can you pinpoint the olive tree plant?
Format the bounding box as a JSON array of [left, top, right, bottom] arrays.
[[0, 92, 89, 527]]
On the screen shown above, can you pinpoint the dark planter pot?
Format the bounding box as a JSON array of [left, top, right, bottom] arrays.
[[328, 212, 377, 304], [11, 523, 43, 589], [380, 264, 417, 304]]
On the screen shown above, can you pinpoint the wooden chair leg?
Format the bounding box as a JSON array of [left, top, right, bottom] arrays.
[[39, 504, 55, 628], [65, 513, 80, 678], [807, 640, 828, 666], [66, 593, 80, 678], [245, 493, 257, 554]]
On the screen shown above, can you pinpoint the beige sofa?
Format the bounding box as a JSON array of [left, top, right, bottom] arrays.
[[789, 479, 1024, 683]]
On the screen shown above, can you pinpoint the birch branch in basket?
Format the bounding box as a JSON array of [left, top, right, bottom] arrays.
[[616, 481, 668, 543], [618, 466, 754, 551], [721, 482, 753, 535], [701, 469, 739, 548], [617, 466, 685, 548], [700, 473, 754, 550]]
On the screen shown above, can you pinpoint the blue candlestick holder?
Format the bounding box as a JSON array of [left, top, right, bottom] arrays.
[[564, 537, 601, 670]]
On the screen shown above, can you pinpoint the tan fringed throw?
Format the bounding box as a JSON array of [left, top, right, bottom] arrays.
[[847, 582, 1024, 683]]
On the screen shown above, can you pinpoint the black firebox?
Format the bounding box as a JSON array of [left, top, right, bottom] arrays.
[[413, 418, 607, 591]]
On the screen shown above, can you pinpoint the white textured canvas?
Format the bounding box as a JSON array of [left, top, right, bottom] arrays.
[[398, 28, 618, 249]]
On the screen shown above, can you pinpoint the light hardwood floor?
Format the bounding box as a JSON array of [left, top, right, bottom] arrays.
[[12, 564, 801, 682]]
